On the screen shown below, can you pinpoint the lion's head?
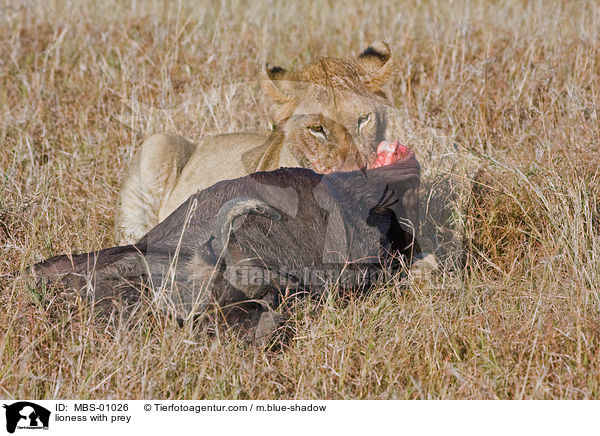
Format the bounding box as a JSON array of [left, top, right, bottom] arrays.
[[260, 41, 396, 173]]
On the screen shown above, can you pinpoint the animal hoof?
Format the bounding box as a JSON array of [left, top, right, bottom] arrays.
[[254, 310, 286, 348], [409, 253, 439, 280]]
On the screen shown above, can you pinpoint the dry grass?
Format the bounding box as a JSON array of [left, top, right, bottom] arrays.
[[1, 0, 600, 399]]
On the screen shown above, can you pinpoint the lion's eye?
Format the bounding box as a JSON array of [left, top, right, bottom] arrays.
[[307, 125, 327, 141], [357, 113, 372, 133]]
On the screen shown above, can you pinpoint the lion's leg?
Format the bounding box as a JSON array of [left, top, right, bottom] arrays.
[[114, 133, 195, 244]]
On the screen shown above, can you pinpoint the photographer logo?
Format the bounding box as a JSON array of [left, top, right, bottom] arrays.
[[2, 402, 50, 433]]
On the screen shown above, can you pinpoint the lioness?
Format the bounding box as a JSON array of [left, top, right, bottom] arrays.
[[115, 41, 397, 244]]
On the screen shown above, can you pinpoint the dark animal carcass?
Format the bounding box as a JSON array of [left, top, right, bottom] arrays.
[[28, 141, 420, 343]]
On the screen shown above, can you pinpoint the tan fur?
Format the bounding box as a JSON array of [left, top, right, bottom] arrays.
[[115, 41, 397, 244]]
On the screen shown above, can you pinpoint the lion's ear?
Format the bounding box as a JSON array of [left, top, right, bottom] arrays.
[[260, 63, 295, 104], [260, 63, 297, 121], [356, 41, 395, 98]]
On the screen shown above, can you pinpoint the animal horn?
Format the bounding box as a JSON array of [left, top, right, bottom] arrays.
[[212, 198, 281, 256]]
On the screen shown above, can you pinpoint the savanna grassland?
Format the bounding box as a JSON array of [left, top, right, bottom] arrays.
[[1, 0, 600, 399]]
